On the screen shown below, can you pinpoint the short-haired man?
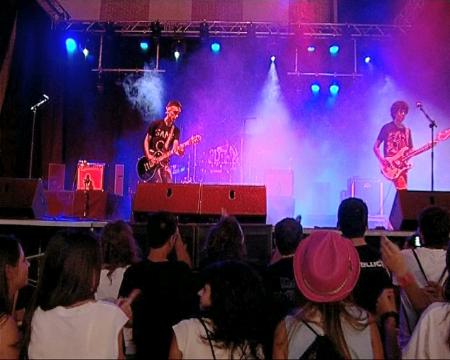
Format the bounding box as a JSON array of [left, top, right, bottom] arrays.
[[337, 197, 392, 315], [265, 217, 304, 324], [142, 100, 185, 183], [119, 212, 196, 359]]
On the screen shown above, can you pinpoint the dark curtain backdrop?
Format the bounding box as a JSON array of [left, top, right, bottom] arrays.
[[0, 0, 143, 191]]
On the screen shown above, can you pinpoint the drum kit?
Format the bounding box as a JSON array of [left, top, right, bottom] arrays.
[[171, 142, 240, 184]]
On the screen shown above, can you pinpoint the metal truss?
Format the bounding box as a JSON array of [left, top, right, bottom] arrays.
[[61, 20, 411, 39]]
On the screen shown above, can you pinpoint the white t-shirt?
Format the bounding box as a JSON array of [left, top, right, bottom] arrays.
[[403, 302, 450, 359], [392, 247, 447, 349], [28, 300, 128, 359], [95, 267, 135, 355], [284, 306, 373, 359], [173, 318, 263, 359], [95, 267, 128, 302]]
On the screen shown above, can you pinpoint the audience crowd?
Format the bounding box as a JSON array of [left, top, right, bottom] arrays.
[[1, 200, 449, 359]]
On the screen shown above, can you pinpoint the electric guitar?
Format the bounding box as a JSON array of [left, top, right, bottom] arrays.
[[136, 135, 201, 182], [380, 128, 450, 180]]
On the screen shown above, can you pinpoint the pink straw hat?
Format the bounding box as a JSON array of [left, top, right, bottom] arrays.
[[293, 230, 360, 303]]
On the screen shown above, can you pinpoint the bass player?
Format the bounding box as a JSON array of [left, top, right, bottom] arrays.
[[373, 100, 413, 190], [143, 100, 185, 183]]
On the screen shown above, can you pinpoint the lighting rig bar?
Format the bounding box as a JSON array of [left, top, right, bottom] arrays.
[[61, 20, 411, 39]]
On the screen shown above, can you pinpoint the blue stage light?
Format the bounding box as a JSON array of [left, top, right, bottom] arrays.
[[270, 55, 276, 63], [311, 83, 320, 94], [329, 45, 340, 56], [211, 42, 221, 52], [307, 45, 316, 53], [329, 83, 340, 95], [140, 41, 149, 51], [174, 50, 181, 60], [65, 38, 77, 53], [364, 56, 371, 64]]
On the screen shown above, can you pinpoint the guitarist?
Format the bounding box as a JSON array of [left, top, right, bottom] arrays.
[[373, 100, 413, 190], [143, 100, 185, 183]]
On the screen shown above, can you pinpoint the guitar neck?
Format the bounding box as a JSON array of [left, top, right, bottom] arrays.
[[158, 140, 194, 161], [405, 141, 437, 160]]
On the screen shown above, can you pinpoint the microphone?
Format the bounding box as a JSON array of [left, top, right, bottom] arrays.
[[416, 101, 437, 127], [30, 94, 50, 110]]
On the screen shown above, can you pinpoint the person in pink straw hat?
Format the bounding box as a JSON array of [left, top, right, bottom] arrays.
[[273, 230, 384, 359]]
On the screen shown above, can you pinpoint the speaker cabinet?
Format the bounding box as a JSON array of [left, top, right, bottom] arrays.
[[390, 190, 450, 230], [133, 183, 201, 219], [200, 185, 266, 223], [73, 190, 118, 220], [0, 178, 47, 219], [45, 191, 74, 217], [48, 163, 65, 191], [132, 184, 267, 223]]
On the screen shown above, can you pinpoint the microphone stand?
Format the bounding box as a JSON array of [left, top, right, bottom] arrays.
[[83, 178, 91, 218], [418, 105, 437, 192], [28, 95, 49, 178], [28, 107, 38, 178]]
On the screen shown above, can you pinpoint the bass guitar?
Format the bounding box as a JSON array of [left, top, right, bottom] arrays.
[[136, 135, 201, 182], [380, 128, 450, 180]]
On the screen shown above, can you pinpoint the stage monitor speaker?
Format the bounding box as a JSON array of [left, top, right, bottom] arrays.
[[45, 191, 74, 217], [0, 178, 47, 219], [73, 190, 118, 220], [48, 163, 65, 191], [390, 190, 450, 230], [133, 183, 201, 221], [200, 185, 266, 223]]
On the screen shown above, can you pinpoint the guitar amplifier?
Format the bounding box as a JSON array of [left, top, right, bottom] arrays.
[[77, 161, 105, 191]]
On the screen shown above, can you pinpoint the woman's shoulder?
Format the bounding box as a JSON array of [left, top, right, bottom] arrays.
[[0, 314, 19, 355], [421, 301, 450, 318]]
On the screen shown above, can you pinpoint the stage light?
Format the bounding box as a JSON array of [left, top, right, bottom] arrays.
[[270, 55, 276, 63], [174, 50, 181, 60], [65, 38, 77, 53], [307, 45, 316, 53], [329, 44, 340, 56], [140, 40, 149, 51], [329, 83, 340, 95], [364, 56, 371, 64], [211, 42, 221, 53], [311, 83, 320, 94], [82, 47, 89, 58]]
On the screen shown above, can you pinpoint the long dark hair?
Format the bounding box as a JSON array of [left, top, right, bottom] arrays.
[[203, 216, 245, 265], [100, 220, 140, 276], [291, 301, 367, 358], [22, 230, 102, 352], [0, 235, 21, 318], [200, 260, 267, 359]]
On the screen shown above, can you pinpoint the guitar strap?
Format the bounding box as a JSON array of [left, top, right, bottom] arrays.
[[164, 125, 175, 151]]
